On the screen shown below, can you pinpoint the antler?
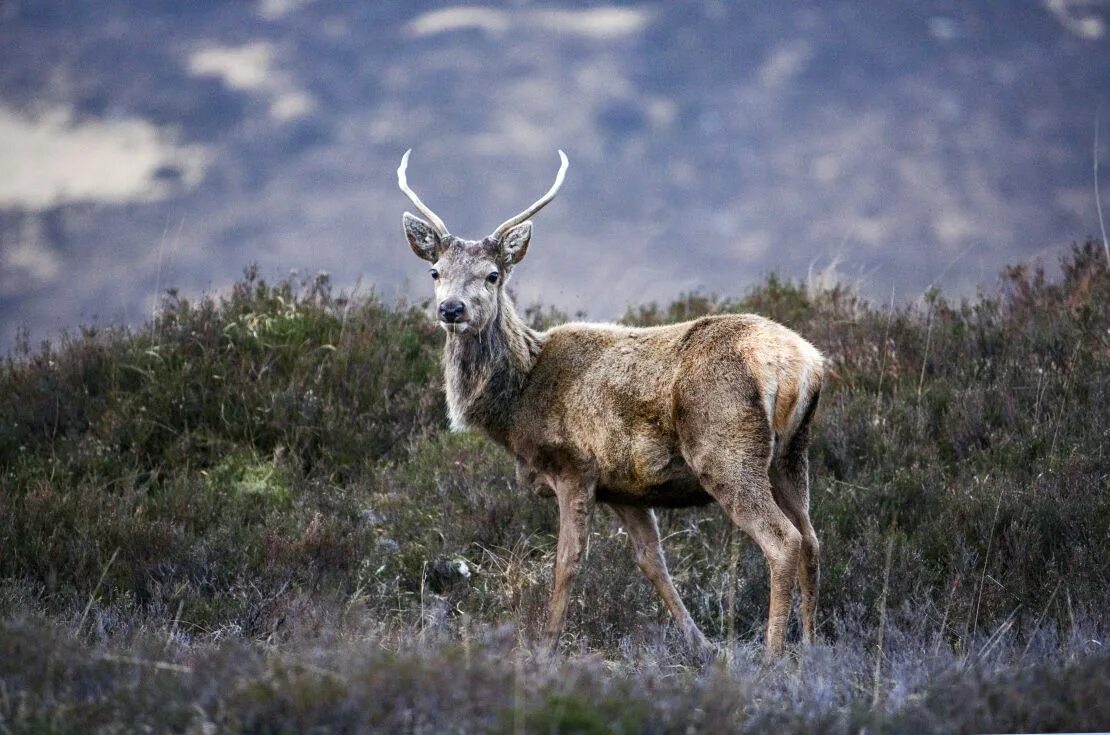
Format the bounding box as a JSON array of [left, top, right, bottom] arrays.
[[397, 149, 449, 236], [491, 150, 569, 240]]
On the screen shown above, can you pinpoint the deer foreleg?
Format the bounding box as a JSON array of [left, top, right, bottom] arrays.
[[543, 477, 594, 650]]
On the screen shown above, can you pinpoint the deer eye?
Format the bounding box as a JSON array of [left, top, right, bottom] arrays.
[[430, 268, 439, 280], [486, 271, 500, 284]]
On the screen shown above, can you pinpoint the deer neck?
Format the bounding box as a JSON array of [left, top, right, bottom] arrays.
[[443, 292, 541, 442]]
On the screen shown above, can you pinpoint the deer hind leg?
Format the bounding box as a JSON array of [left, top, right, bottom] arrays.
[[543, 476, 594, 651], [608, 503, 713, 659], [677, 397, 801, 659], [771, 386, 822, 645], [771, 453, 819, 645], [708, 467, 801, 660]]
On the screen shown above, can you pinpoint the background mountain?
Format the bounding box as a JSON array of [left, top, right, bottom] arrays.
[[1, 0, 1109, 347]]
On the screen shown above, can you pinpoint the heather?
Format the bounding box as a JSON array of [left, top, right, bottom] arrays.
[[0, 243, 1106, 733]]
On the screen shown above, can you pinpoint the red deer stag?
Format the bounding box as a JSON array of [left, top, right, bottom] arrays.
[[397, 150, 825, 660]]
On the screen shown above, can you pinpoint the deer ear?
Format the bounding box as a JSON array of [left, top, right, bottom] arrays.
[[403, 212, 441, 262], [499, 221, 532, 266]]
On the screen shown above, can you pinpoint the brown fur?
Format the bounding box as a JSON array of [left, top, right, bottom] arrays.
[[400, 161, 825, 660]]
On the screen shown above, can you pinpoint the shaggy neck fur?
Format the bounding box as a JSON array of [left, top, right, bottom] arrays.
[[443, 290, 542, 443]]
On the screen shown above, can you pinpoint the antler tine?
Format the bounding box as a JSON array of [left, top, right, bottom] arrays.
[[397, 149, 449, 236], [491, 150, 569, 240]]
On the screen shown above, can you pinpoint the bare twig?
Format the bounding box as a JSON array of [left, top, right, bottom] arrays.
[[1095, 113, 1109, 262], [291, 660, 345, 681], [1050, 343, 1083, 461], [972, 486, 1004, 638], [1020, 578, 1062, 663], [871, 522, 896, 711], [725, 523, 740, 664], [151, 215, 185, 343], [932, 575, 960, 658], [1065, 587, 1078, 657], [927, 243, 973, 293], [976, 605, 1021, 663], [99, 653, 193, 674], [164, 598, 185, 651], [78, 548, 119, 633], [419, 560, 428, 641], [916, 304, 934, 408], [872, 284, 897, 425]]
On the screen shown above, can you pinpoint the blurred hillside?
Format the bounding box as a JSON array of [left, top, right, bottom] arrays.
[[3, 0, 1110, 351]]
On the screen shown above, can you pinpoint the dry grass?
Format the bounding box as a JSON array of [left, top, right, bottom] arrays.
[[0, 243, 1107, 733]]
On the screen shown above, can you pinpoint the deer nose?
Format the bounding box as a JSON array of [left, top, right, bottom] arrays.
[[438, 299, 467, 323]]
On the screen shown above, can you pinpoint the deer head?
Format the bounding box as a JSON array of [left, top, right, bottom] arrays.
[[398, 150, 568, 335]]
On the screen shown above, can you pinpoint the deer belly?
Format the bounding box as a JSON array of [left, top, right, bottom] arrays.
[[595, 476, 713, 508], [593, 434, 708, 507], [595, 430, 680, 485]]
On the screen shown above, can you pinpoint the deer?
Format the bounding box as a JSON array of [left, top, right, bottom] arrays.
[[397, 149, 825, 661]]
